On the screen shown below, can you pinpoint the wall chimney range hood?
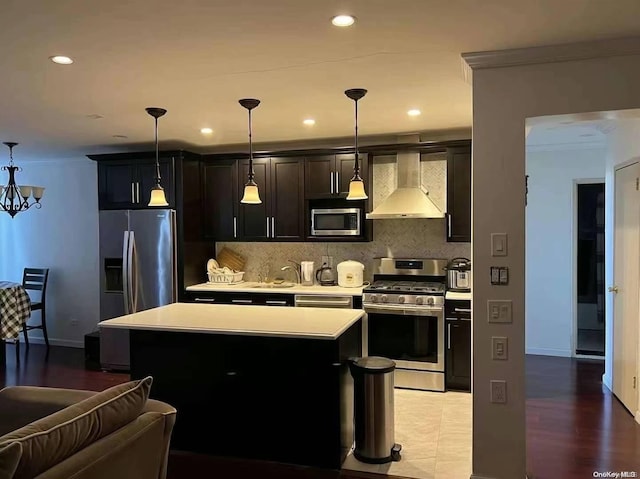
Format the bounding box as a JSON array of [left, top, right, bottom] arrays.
[[366, 150, 444, 219]]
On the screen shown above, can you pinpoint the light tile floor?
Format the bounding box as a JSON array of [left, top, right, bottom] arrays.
[[342, 389, 472, 479]]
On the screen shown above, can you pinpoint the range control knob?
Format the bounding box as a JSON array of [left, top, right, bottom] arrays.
[[381, 294, 388, 303], [415, 296, 424, 305], [427, 297, 435, 306], [370, 295, 379, 303], [398, 296, 406, 304]]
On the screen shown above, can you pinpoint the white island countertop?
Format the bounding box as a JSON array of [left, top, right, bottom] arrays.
[[99, 302, 364, 340], [186, 282, 365, 296]]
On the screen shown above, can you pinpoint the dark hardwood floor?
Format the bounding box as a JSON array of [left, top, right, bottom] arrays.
[[526, 354, 640, 478], [2, 345, 638, 478]]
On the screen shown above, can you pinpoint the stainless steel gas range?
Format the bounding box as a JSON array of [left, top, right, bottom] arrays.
[[363, 258, 448, 392]]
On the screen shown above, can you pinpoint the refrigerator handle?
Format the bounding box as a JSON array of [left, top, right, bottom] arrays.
[[127, 230, 136, 313], [171, 210, 178, 303], [122, 231, 131, 314], [130, 231, 139, 313]]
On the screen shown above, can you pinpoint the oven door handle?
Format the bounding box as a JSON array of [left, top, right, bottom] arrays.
[[364, 304, 443, 316]]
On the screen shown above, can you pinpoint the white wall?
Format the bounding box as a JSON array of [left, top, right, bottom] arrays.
[[525, 146, 606, 357], [602, 119, 640, 391], [464, 38, 640, 479], [0, 158, 99, 347]]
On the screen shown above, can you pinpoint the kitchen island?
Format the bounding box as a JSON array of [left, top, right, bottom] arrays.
[[99, 303, 363, 469]]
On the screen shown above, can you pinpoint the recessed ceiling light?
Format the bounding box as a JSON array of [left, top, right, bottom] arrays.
[[112, 135, 128, 139], [86, 114, 104, 120], [407, 109, 421, 117], [303, 119, 316, 126], [331, 15, 356, 27], [200, 127, 214, 134], [50, 55, 73, 65]]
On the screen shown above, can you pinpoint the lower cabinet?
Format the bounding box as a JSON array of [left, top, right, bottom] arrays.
[[129, 321, 361, 469], [445, 300, 471, 391]]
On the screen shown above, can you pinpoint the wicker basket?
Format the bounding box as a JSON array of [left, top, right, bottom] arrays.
[[207, 271, 245, 284]]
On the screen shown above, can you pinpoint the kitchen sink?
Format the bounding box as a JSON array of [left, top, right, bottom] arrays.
[[249, 282, 296, 289]]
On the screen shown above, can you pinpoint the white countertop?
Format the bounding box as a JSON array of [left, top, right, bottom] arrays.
[[186, 282, 364, 296], [99, 302, 364, 340], [445, 291, 472, 301]]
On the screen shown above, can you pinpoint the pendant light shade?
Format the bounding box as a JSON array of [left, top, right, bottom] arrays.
[[345, 88, 368, 200], [239, 98, 262, 204], [146, 107, 169, 207]]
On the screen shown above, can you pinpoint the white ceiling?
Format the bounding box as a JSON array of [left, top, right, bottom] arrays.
[[2, 0, 640, 161]]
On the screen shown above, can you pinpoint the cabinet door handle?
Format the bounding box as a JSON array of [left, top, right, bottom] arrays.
[[335, 171, 339, 194], [454, 308, 472, 313], [233, 216, 237, 238], [266, 217, 270, 238], [136, 182, 140, 204], [447, 214, 452, 239], [447, 323, 451, 349], [330, 171, 334, 194], [271, 217, 275, 238], [231, 299, 253, 304], [131, 183, 135, 204], [194, 298, 216, 303], [266, 300, 288, 306]]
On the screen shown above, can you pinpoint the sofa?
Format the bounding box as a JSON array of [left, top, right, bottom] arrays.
[[0, 377, 176, 479]]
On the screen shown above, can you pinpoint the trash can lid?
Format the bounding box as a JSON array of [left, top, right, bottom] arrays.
[[350, 356, 396, 374]]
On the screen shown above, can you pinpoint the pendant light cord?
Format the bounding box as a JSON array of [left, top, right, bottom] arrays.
[[248, 108, 254, 181], [354, 99, 360, 176], [154, 116, 161, 185]]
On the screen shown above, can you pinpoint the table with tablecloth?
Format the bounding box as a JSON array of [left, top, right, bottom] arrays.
[[0, 281, 32, 366]]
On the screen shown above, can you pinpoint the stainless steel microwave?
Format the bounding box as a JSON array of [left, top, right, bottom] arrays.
[[311, 208, 361, 236]]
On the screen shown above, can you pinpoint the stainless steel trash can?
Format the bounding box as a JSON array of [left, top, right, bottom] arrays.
[[349, 356, 402, 463]]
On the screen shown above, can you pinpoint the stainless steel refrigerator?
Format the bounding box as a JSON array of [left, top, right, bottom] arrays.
[[99, 209, 177, 370]]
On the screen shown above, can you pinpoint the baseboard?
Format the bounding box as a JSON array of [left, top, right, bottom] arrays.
[[19, 335, 83, 349], [602, 373, 613, 390], [525, 347, 572, 357]]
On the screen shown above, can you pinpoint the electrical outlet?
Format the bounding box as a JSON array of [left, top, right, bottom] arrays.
[[487, 300, 512, 323], [492, 336, 508, 360], [69, 318, 79, 326], [490, 380, 507, 403]]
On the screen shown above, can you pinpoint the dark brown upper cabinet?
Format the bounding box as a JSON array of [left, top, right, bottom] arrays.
[[305, 154, 368, 199], [236, 157, 305, 241], [202, 159, 238, 240], [97, 158, 174, 210], [446, 146, 471, 242]]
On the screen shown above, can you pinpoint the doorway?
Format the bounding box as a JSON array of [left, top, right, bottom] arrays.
[[575, 181, 605, 357]]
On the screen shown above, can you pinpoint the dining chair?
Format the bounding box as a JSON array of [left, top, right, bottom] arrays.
[[21, 268, 50, 349]]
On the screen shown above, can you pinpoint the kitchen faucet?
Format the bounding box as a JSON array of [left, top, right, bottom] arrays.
[[281, 260, 301, 284]]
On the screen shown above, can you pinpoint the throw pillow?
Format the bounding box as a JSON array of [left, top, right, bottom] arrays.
[[0, 376, 152, 479]]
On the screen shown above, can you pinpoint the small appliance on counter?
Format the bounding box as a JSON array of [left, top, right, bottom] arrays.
[[316, 262, 336, 286], [300, 261, 315, 286], [445, 257, 471, 292], [337, 260, 365, 288]]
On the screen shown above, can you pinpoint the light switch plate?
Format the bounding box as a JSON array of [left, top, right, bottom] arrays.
[[491, 233, 508, 257], [492, 336, 508, 360], [487, 300, 513, 323]]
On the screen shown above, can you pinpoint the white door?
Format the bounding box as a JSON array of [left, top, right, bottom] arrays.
[[612, 162, 640, 413]]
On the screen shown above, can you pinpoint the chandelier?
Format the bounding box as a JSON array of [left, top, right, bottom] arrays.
[[0, 142, 45, 218]]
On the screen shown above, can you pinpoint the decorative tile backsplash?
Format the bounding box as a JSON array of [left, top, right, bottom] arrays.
[[216, 154, 470, 282]]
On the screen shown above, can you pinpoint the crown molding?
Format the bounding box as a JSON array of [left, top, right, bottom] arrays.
[[462, 36, 640, 71], [526, 140, 607, 153]]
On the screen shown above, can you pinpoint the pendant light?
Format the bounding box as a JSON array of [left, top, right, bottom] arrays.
[[239, 98, 262, 204], [345, 88, 368, 200], [146, 107, 169, 207]]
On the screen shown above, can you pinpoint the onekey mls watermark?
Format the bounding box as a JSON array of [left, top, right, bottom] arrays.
[[593, 472, 638, 478]]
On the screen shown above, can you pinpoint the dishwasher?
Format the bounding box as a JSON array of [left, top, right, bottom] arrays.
[[294, 294, 367, 355], [294, 295, 353, 309]]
